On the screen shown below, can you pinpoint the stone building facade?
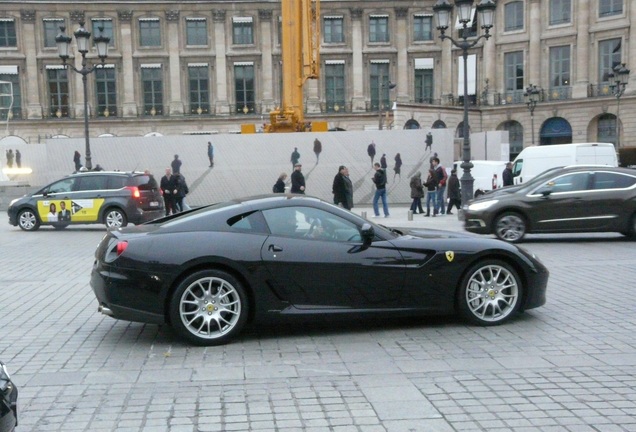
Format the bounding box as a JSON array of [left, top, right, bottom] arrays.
[[0, 0, 633, 159]]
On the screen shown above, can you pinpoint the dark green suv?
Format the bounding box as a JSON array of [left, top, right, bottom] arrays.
[[7, 171, 165, 231]]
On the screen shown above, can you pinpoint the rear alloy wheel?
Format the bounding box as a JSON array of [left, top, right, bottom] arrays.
[[18, 209, 40, 231], [494, 212, 526, 243], [104, 208, 127, 228], [169, 270, 248, 346], [458, 260, 522, 326]]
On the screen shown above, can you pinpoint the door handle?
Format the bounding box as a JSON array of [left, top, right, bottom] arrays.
[[268, 244, 283, 252]]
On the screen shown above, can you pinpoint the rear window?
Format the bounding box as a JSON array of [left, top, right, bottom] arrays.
[[133, 175, 158, 190]]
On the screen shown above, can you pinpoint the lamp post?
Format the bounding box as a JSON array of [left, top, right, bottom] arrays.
[[378, 80, 396, 130], [608, 63, 630, 148], [433, 0, 495, 206], [524, 84, 541, 146], [56, 21, 110, 170]]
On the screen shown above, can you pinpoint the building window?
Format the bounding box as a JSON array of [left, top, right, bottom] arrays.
[[91, 18, 114, 47], [597, 114, 616, 145], [323, 16, 344, 43], [549, 0, 571, 25], [95, 67, 117, 117], [141, 66, 163, 115], [413, 15, 433, 41], [599, 39, 621, 83], [234, 64, 255, 113], [370, 61, 390, 110], [502, 121, 523, 157], [188, 65, 210, 114], [47, 68, 69, 117], [599, 0, 623, 17], [369, 15, 389, 43], [414, 59, 434, 103], [0, 19, 17, 47], [0, 68, 21, 120], [325, 62, 345, 112], [504, 51, 524, 91], [550, 46, 570, 87], [186, 18, 207, 46], [504, 2, 524, 31], [139, 19, 161, 47], [232, 18, 254, 45], [43, 19, 64, 48]]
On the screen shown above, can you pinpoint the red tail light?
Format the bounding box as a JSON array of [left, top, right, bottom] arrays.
[[116, 241, 128, 256], [125, 186, 141, 198]]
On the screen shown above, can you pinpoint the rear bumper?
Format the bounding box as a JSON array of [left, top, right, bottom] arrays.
[[128, 208, 165, 225]]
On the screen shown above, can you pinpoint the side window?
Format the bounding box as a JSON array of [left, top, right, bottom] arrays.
[[540, 173, 590, 193], [263, 207, 360, 242], [77, 175, 108, 191], [592, 172, 636, 190], [227, 211, 268, 233], [47, 178, 76, 194], [512, 159, 522, 176], [108, 176, 127, 190]]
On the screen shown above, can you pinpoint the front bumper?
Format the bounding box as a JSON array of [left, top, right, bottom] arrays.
[[463, 212, 491, 235]]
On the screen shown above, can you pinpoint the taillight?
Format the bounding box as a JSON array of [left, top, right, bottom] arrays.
[[125, 186, 141, 198], [116, 241, 128, 256]]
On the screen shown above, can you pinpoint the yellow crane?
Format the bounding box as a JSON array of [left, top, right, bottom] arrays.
[[243, 0, 327, 133]]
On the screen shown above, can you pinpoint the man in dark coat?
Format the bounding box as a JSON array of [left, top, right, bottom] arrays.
[[313, 138, 322, 163], [160, 168, 176, 215], [173, 173, 189, 212], [502, 162, 514, 186], [332, 165, 354, 210], [171, 154, 182, 174], [367, 142, 376, 166], [15, 150, 21, 168], [290, 147, 300, 169], [445, 169, 461, 215], [290, 163, 305, 194], [380, 153, 387, 169]]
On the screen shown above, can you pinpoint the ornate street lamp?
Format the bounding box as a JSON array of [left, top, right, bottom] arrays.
[[56, 22, 110, 170], [608, 63, 630, 148], [523, 84, 541, 146], [433, 0, 496, 206]]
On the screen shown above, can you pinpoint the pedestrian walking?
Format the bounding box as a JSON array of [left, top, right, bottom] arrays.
[[73, 150, 81, 171], [393, 153, 402, 181], [174, 173, 189, 212], [380, 153, 387, 169], [15, 150, 21, 168], [171, 154, 182, 174], [502, 162, 514, 186], [432, 157, 448, 214], [290, 147, 300, 169], [367, 142, 376, 167], [207, 142, 214, 167], [446, 169, 461, 215], [332, 165, 354, 210], [160, 168, 176, 215], [273, 173, 287, 193], [372, 162, 389, 217], [290, 163, 305, 194], [409, 172, 425, 214], [6, 149, 14, 168], [423, 168, 439, 217], [425, 132, 433, 151], [313, 138, 322, 163]]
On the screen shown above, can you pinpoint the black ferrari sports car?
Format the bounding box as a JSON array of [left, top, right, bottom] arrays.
[[91, 195, 548, 346], [0, 361, 17, 432]]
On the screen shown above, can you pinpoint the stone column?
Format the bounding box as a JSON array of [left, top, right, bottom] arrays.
[[213, 10, 229, 115], [482, 28, 496, 105], [118, 10, 138, 117], [350, 8, 365, 112], [70, 11, 86, 119], [166, 10, 183, 115], [572, 0, 590, 98], [258, 9, 275, 112], [20, 10, 43, 119], [394, 7, 409, 103], [440, 36, 452, 103], [528, 0, 541, 87]]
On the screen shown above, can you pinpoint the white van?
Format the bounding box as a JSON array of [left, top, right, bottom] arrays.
[[451, 160, 507, 194], [511, 143, 618, 184]]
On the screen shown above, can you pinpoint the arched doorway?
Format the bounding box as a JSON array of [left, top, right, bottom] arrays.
[[403, 119, 420, 129], [499, 120, 523, 159], [596, 113, 617, 145], [539, 117, 572, 145], [456, 121, 471, 138], [432, 120, 446, 129]]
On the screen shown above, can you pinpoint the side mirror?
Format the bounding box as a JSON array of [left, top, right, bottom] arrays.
[[360, 223, 374, 245]]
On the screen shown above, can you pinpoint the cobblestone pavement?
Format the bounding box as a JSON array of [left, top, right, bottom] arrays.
[[1, 209, 635, 432]]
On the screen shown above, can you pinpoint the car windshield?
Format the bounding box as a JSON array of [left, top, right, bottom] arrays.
[[516, 166, 565, 191]]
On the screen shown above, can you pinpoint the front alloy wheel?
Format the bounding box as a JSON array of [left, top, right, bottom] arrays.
[[169, 270, 248, 346], [494, 212, 526, 243], [458, 260, 522, 325], [18, 209, 40, 231]]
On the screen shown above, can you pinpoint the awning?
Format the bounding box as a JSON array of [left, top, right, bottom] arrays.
[[138, 17, 160, 22], [0, 66, 19, 75], [414, 58, 434, 70], [91, 18, 112, 22], [324, 16, 343, 20], [325, 60, 345, 65], [370, 14, 389, 18], [233, 17, 253, 23], [43, 18, 64, 22], [0, 18, 15, 22], [186, 17, 207, 22], [457, 54, 476, 95], [45, 65, 66, 70], [188, 63, 209, 67], [234, 61, 254, 66], [141, 63, 162, 69], [370, 59, 390, 64]]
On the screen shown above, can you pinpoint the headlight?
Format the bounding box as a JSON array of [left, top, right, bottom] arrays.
[[467, 199, 499, 211]]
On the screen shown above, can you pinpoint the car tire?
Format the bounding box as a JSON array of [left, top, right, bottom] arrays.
[[457, 259, 523, 326], [625, 213, 636, 239], [17, 209, 40, 231], [53, 223, 69, 230], [169, 270, 248, 346], [104, 208, 128, 228], [494, 212, 526, 243]]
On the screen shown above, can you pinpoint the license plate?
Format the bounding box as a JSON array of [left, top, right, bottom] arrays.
[[149, 201, 159, 207]]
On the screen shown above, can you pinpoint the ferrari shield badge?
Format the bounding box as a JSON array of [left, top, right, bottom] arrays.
[[445, 251, 455, 262]]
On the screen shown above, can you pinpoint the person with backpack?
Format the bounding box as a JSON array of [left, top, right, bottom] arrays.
[[372, 162, 389, 217], [432, 157, 448, 215]]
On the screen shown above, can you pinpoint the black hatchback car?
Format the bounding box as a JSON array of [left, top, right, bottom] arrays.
[[464, 166, 636, 242], [0, 361, 17, 432], [8, 171, 164, 231]]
